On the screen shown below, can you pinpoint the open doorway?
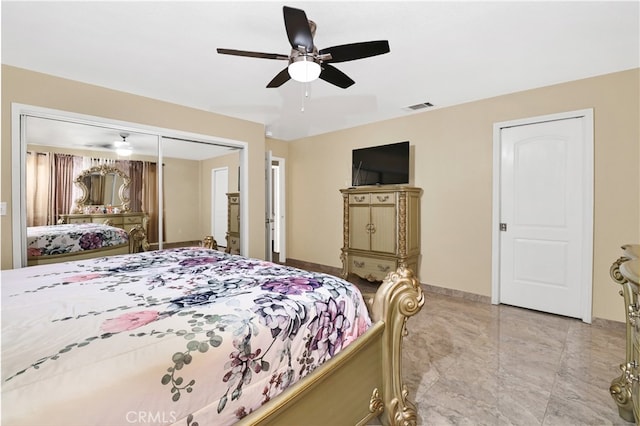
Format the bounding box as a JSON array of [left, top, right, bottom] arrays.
[[267, 155, 286, 263]]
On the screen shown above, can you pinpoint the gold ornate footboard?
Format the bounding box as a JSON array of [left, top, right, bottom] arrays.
[[609, 244, 640, 424], [236, 266, 424, 426], [370, 266, 424, 425]]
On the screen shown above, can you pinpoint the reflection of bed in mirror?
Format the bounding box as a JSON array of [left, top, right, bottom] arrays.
[[26, 223, 147, 266], [25, 157, 153, 265], [3, 239, 423, 426]]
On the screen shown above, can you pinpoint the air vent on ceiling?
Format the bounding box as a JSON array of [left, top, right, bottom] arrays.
[[405, 102, 434, 111]]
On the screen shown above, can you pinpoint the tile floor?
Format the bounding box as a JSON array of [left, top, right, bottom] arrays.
[[398, 290, 632, 425], [284, 259, 633, 425]]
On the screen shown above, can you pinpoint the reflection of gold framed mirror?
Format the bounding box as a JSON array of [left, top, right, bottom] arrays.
[[73, 165, 130, 213]]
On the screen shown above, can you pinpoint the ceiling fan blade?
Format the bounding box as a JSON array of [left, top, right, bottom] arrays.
[[320, 40, 390, 63], [283, 6, 314, 52], [267, 68, 291, 88], [319, 64, 355, 89], [217, 48, 288, 61]]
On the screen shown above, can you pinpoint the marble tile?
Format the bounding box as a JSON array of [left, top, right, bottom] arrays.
[[399, 291, 632, 425], [288, 261, 632, 425]]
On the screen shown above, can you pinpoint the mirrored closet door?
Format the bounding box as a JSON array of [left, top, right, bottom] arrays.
[[16, 112, 244, 267]]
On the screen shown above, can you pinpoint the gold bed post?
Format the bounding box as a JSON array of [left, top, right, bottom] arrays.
[[370, 266, 425, 426], [608, 252, 636, 423], [129, 225, 149, 253], [202, 236, 218, 250]]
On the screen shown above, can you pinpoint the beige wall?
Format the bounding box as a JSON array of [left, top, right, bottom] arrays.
[[163, 156, 203, 243], [1, 65, 266, 268], [286, 69, 639, 323], [266, 138, 290, 159]]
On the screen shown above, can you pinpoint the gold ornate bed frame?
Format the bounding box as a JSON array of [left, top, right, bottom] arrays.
[[208, 239, 424, 425], [609, 244, 640, 424], [27, 225, 147, 266]]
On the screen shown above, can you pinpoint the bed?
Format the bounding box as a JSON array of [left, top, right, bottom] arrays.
[[2, 241, 423, 426], [26, 222, 147, 266]]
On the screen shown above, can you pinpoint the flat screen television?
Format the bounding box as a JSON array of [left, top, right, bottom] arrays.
[[352, 141, 410, 186]]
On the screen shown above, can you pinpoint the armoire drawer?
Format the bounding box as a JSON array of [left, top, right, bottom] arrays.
[[226, 234, 240, 255], [349, 193, 370, 204], [370, 192, 395, 204], [95, 217, 124, 226], [68, 217, 91, 224], [351, 255, 396, 282], [124, 216, 141, 224]]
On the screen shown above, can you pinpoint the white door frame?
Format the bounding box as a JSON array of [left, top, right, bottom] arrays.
[[272, 156, 286, 261], [265, 151, 273, 261], [211, 167, 229, 245], [491, 109, 594, 323]]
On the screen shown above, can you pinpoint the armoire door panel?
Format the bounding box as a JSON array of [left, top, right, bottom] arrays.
[[349, 205, 371, 251], [370, 205, 396, 253]]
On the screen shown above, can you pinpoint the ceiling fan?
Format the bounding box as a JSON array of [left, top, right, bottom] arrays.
[[75, 132, 132, 156], [216, 5, 390, 89]]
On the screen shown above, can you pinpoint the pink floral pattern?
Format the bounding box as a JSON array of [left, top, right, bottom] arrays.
[[101, 310, 160, 333], [64, 273, 104, 283]]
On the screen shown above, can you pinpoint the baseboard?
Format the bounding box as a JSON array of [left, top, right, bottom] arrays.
[[283, 258, 342, 277], [284, 258, 492, 303], [283, 258, 622, 327], [420, 282, 492, 304]]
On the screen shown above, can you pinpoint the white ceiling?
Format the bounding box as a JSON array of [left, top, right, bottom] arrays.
[[2, 1, 639, 142]]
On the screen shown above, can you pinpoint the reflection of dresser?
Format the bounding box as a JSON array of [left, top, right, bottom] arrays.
[[60, 212, 147, 233], [340, 186, 422, 282], [609, 244, 640, 424], [226, 193, 240, 255]]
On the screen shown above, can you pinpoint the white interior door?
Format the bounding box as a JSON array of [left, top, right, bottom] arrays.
[[211, 167, 228, 247], [494, 110, 593, 321]]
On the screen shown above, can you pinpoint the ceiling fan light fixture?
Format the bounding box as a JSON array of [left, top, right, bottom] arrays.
[[288, 55, 321, 83], [116, 147, 132, 156], [115, 133, 132, 156]]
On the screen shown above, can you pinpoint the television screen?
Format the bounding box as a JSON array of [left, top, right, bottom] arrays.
[[352, 141, 409, 186]]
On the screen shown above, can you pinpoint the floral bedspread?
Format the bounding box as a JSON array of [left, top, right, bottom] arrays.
[[1, 248, 371, 426], [27, 223, 129, 257]]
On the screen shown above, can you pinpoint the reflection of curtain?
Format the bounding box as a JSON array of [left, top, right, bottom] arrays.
[[89, 175, 105, 204], [142, 161, 164, 244], [129, 161, 144, 212], [71, 155, 85, 208], [26, 152, 53, 226], [52, 154, 74, 222]]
